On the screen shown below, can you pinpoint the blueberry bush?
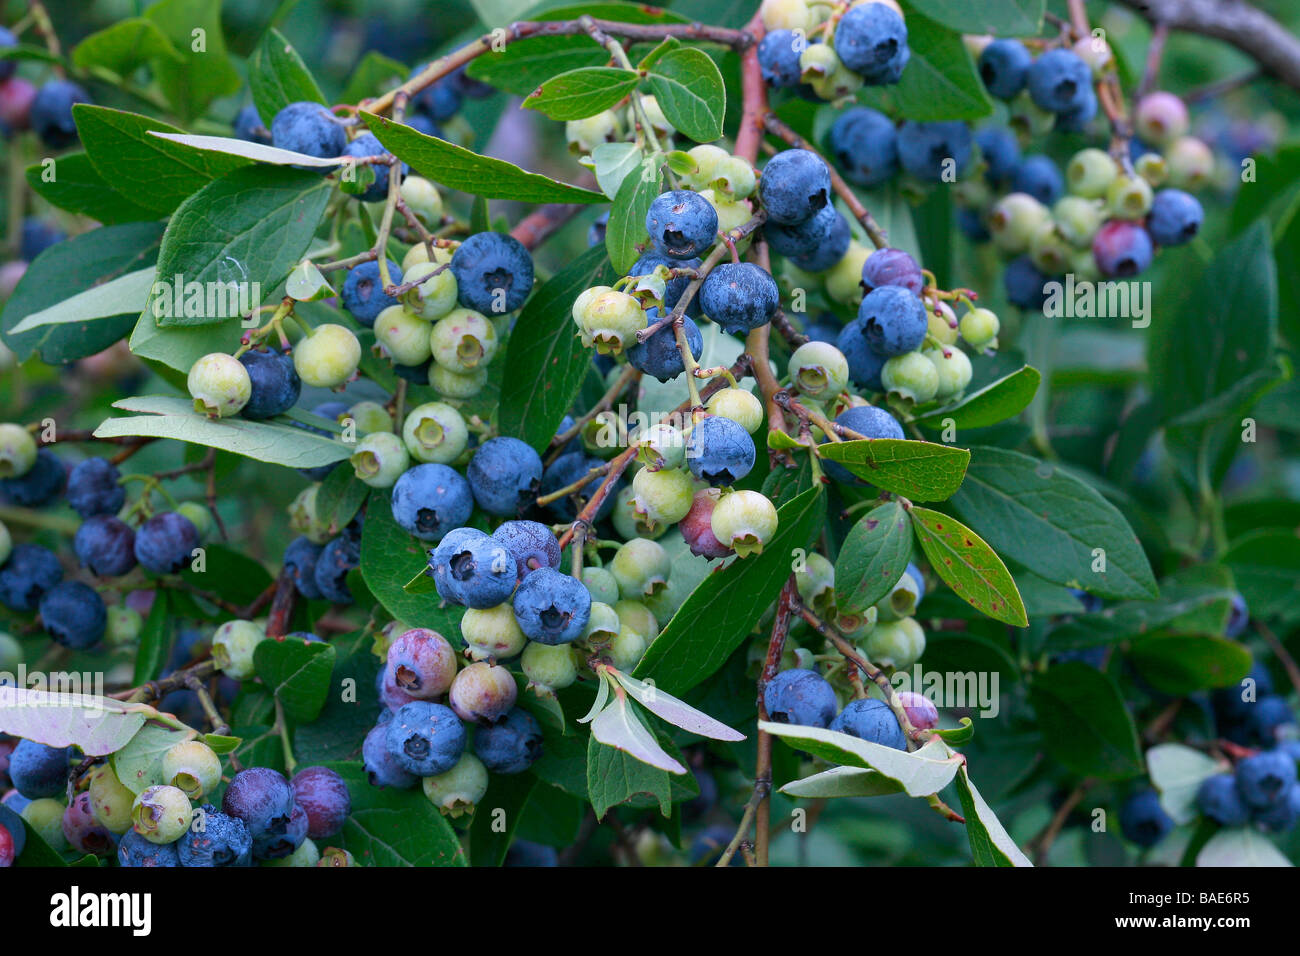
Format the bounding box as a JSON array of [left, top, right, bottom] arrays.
[[0, 0, 1297, 869]]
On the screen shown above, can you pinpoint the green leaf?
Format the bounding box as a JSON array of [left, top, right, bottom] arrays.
[[470, 774, 537, 866], [634, 487, 825, 695], [1224, 531, 1300, 624], [111, 724, 190, 795], [523, 66, 640, 120], [467, 0, 534, 26], [254, 636, 336, 723], [9, 268, 156, 335], [203, 734, 241, 754], [606, 164, 660, 273], [360, 492, 466, 633], [818, 439, 970, 501], [71, 17, 183, 77], [587, 734, 674, 819], [182, 541, 274, 609], [763, 724, 963, 796], [74, 105, 249, 216], [1, 221, 165, 364], [0, 690, 147, 757], [94, 396, 351, 469], [591, 142, 644, 199], [950, 447, 1156, 600], [646, 47, 727, 143], [327, 761, 467, 866], [920, 631, 1020, 684], [26, 153, 158, 224], [781, 765, 905, 799], [147, 165, 332, 326], [249, 28, 327, 126], [891, 8, 993, 121], [294, 634, 381, 764], [341, 51, 409, 105], [361, 111, 604, 204], [132, 589, 172, 686], [1129, 635, 1252, 695], [498, 244, 615, 451], [952, 767, 1033, 866], [466, 35, 608, 96], [1196, 827, 1294, 867], [1146, 743, 1225, 826], [1029, 661, 1142, 779], [932, 717, 975, 745], [834, 501, 912, 611], [914, 366, 1041, 430], [910, 505, 1028, 626], [902, 0, 1044, 36], [144, 0, 241, 122], [315, 466, 370, 536]]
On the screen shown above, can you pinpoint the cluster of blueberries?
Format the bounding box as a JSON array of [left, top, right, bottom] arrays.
[[0, 735, 354, 867], [0, 28, 88, 149]]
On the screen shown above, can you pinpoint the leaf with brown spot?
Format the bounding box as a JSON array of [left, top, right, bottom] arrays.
[[911, 506, 1027, 626]]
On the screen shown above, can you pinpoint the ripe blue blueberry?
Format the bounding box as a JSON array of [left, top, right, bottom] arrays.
[[474, 707, 543, 774], [823, 405, 904, 483], [830, 698, 906, 751], [1146, 188, 1203, 246], [588, 210, 609, 247], [177, 804, 253, 867], [1027, 49, 1093, 114], [512, 567, 592, 645], [492, 519, 561, 582], [450, 231, 534, 314], [698, 262, 779, 336], [0, 543, 63, 612], [858, 285, 926, 356], [861, 247, 924, 297], [0, 27, 16, 82], [541, 452, 622, 521], [253, 802, 308, 860], [833, 3, 909, 84], [765, 203, 840, 259], [1056, 87, 1098, 132], [291, 766, 351, 839], [505, 839, 558, 866], [759, 149, 831, 225], [233, 104, 269, 144], [391, 463, 474, 543], [8, 740, 70, 799], [362, 722, 417, 789], [237, 346, 301, 419], [897, 121, 973, 181], [1235, 750, 1297, 809], [686, 415, 756, 486], [1253, 782, 1300, 832], [65, 458, 124, 518], [21, 219, 65, 260], [385, 700, 466, 776], [342, 132, 405, 202], [134, 511, 199, 575], [39, 580, 106, 650], [1118, 788, 1173, 847], [30, 79, 89, 149], [222, 767, 295, 841], [629, 253, 703, 318], [339, 261, 400, 331], [1003, 255, 1051, 308], [284, 536, 324, 600], [957, 208, 990, 242], [978, 39, 1032, 100], [410, 70, 462, 120], [0, 447, 65, 506], [467, 437, 544, 516], [789, 210, 851, 272], [1092, 220, 1154, 278], [1226, 593, 1249, 639], [764, 669, 837, 728], [646, 190, 719, 260], [314, 528, 361, 604], [1012, 155, 1065, 205], [117, 830, 180, 867], [1196, 773, 1249, 827], [626, 310, 704, 382], [270, 101, 346, 165], [830, 107, 898, 188], [836, 319, 887, 392], [758, 30, 803, 87], [429, 527, 515, 609], [74, 515, 137, 577], [1249, 695, 1295, 745], [974, 126, 1021, 185]]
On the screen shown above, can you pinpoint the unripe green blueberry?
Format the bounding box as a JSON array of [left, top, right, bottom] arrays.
[[583, 601, 622, 646], [176, 502, 213, 541], [959, 308, 999, 350], [923, 346, 973, 401], [1165, 136, 1214, 191], [795, 551, 836, 616], [1067, 148, 1118, 199], [0, 423, 36, 478], [0, 520, 9, 566], [578, 289, 645, 354], [684, 145, 730, 190], [288, 484, 331, 543], [132, 784, 193, 844], [1106, 173, 1154, 219], [579, 566, 619, 606], [294, 323, 361, 388], [826, 243, 871, 301], [613, 485, 667, 542], [1053, 196, 1104, 247], [448, 660, 518, 724], [160, 740, 222, 800], [88, 764, 135, 835], [636, 422, 685, 471], [431, 307, 497, 373], [710, 489, 779, 559], [522, 639, 579, 693], [614, 599, 660, 641], [631, 465, 695, 530], [401, 401, 468, 464], [1008, 90, 1056, 137], [344, 400, 393, 435], [263, 838, 320, 867], [762, 0, 812, 31], [789, 342, 850, 399], [1071, 247, 1101, 282], [572, 285, 612, 331], [1134, 91, 1189, 147], [565, 111, 621, 153], [350, 431, 409, 488], [374, 304, 432, 367], [402, 260, 459, 321], [461, 602, 528, 662], [711, 155, 756, 200], [700, 188, 753, 246], [0, 631, 21, 671], [22, 798, 68, 851], [580, 410, 624, 459], [422, 753, 489, 818], [1072, 35, 1112, 77], [835, 605, 877, 640], [875, 567, 924, 621], [188, 352, 251, 418], [609, 625, 647, 671], [705, 387, 764, 434], [400, 175, 443, 223], [212, 619, 266, 679], [927, 301, 959, 346], [1028, 221, 1072, 275], [800, 44, 861, 101], [1135, 152, 1168, 188], [863, 616, 925, 668], [611, 537, 672, 599], [882, 351, 939, 406], [989, 193, 1050, 255], [402, 240, 451, 273], [628, 94, 673, 138], [954, 176, 993, 208], [430, 362, 487, 399]]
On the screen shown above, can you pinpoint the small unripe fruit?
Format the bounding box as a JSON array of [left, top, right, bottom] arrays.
[[1071, 36, 1112, 77], [402, 401, 468, 464], [614, 599, 659, 641], [989, 192, 1050, 255], [1135, 151, 1167, 188], [578, 289, 645, 354], [1053, 196, 1104, 247], [680, 487, 733, 558], [761, 0, 812, 31], [88, 764, 136, 835], [400, 176, 443, 223], [795, 551, 835, 615], [422, 753, 489, 817], [1066, 148, 1118, 199], [132, 785, 193, 844], [1134, 91, 1188, 146], [1165, 136, 1214, 191], [927, 301, 959, 346], [160, 740, 222, 799], [1106, 173, 1154, 219], [959, 307, 999, 349], [864, 616, 926, 668], [402, 260, 458, 321], [188, 352, 251, 418], [898, 690, 939, 729], [22, 799, 68, 852], [212, 619, 266, 679], [350, 431, 410, 488], [584, 601, 622, 646], [636, 423, 686, 471], [631, 465, 695, 530], [344, 400, 392, 435], [1028, 222, 1072, 275], [448, 661, 518, 724], [374, 305, 432, 367], [522, 640, 578, 693], [923, 347, 973, 401], [609, 625, 648, 670], [105, 605, 144, 647], [565, 111, 621, 153], [0, 422, 37, 477], [611, 537, 672, 599], [789, 342, 850, 398], [461, 603, 528, 661], [294, 324, 361, 387], [710, 490, 778, 558], [705, 387, 764, 434], [882, 351, 939, 406], [431, 307, 498, 372], [581, 566, 620, 605], [825, 243, 871, 303], [289, 484, 331, 543], [430, 363, 487, 399], [876, 566, 924, 621]]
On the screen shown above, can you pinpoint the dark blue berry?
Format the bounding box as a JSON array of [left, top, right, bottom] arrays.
[[1092, 221, 1153, 278], [1056, 87, 1098, 132], [698, 262, 779, 335], [686, 415, 756, 486], [1027, 49, 1093, 114], [765, 669, 837, 727], [1012, 154, 1064, 205], [291, 766, 351, 839], [823, 405, 904, 482], [391, 463, 473, 543], [66, 458, 124, 518], [314, 530, 360, 604], [765, 202, 840, 259], [233, 104, 270, 144], [540, 452, 621, 521], [385, 700, 466, 776], [8, 740, 70, 799], [861, 247, 924, 297], [283, 536, 324, 600], [252, 802, 308, 860], [238, 346, 301, 419], [897, 121, 973, 181], [177, 805, 252, 867], [0, 543, 63, 612], [20, 219, 64, 261], [858, 285, 926, 356], [829, 107, 898, 188], [830, 698, 906, 751], [0, 447, 65, 506], [221, 766, 295, 839], [837, 319, 887, 392], [0, 27, 16, 82], [1118, 788, 1173, 847], [341, 259, 402, 328], [342, 132, 406, 202], [270, 101, 345, 167], [588, 210, 609, 247], [512, 567, 591, 645], [974, 126, 1021, 186], [133, 511, 199, 575], [474, 707, 543, 774], [1236, 750, 1297, 809], [629, 253, 703, 318], [626, 310, 703, 382], [1147, 188, 1203, 246], [1226, 593, 1249, 639], [30, 79, 88, 149], [759, 149, 831, 225], [957, 208, 990, 241], [410, 70, 462, 121], [1196, 773, 1249, 827], [450, 231, 534, 314], [1003, 254, 1050, 308], [645, 190, 718, 260], [978, 39, 1032, 100], [789, 210, 851, 272], [39, 580, 106, 649], [834, 3, 909, 84], [758, 30, 803, 88], [429, 527, 515, 609], [467, 437, 544, 517], [505, 839, 558, 866], [118, 830, 180, 867], [363, 722, 418, 788], [492, 520, 561, 582], [1249, 695, 1295, 745]]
